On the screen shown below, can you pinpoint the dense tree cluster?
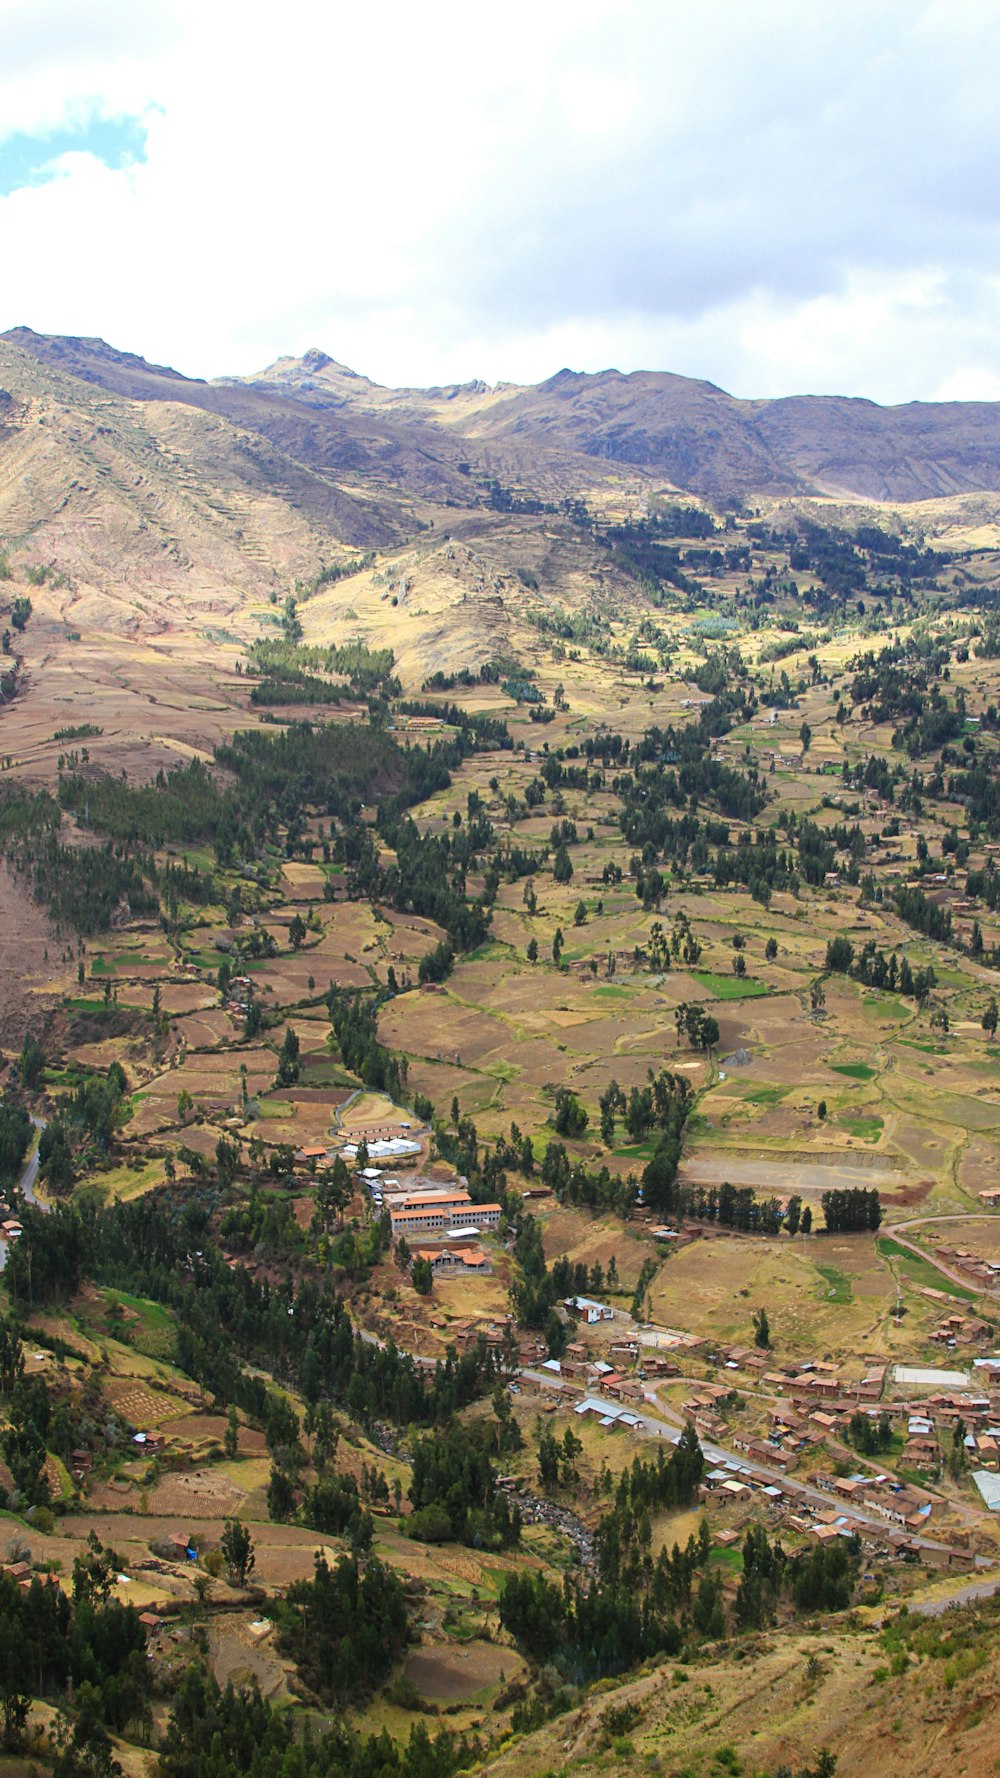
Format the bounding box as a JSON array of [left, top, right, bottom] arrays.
[[674, 1003, 720, 1052], [847, 1410, 893, 1456], [5, 1196, 497, 1432], [0, 1095, 32, 1189], [500, 1430, 706, 1681], [408, 1422, 521, 1549], [0, 1552, 149, 1750], [824, 936, 938, 1002], [162, 1666, 482, 1778], [820, 1189, 882, 1233], [684, 1182, 787, 1235], [275, 1553, 409, 1705], [893, 884, 953, 944], [539, 1142, 637, 1217], [597, 1068, 692, 1149], [326, 988, 408, 1103]]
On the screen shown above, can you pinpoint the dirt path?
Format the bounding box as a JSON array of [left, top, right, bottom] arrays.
[[894, 1213, 1000, 1232], [680, 1152, 905, 1193]]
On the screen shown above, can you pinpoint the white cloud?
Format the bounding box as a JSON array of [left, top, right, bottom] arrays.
[[1, 0, 1000, 399]]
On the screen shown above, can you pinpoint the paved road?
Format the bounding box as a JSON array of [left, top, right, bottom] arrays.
[[518, 1368, 989, 1566], [910, 1574, 1000, 1617], [20, 1116, 47, 1205], [0, 1116, 47, 1272]]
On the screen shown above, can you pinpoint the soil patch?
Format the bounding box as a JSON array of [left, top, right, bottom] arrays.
[[403, 1641, 517, 1702]]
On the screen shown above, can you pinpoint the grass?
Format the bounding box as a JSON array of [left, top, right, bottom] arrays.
[[107, 1290, 174, 1330], [255, 1098, 294, 1119], [484, 1060, 519, 1083], [709, 1546, 744, 1574], [44, 1066, 92, 1088], [613, 1134, 663, 1161], [862, 996, 908, 1022], [463, 940, 511, 964], [88, 1157, 164, 1202], [829, 1062, 877, 1081], [838, 1114, 883, 1142], [743, 1086, 785, 1105], [877, 1237, 977, 1301], [691, 971, 768, 1000], [814, 1262, 853, 1304]]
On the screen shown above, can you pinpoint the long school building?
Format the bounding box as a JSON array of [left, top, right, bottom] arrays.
[[390, 1201, 502, 1237]]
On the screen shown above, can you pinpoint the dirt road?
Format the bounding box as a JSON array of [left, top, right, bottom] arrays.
[[680, 1153, 905, 1194], [880, 1223, 1000, 1298]]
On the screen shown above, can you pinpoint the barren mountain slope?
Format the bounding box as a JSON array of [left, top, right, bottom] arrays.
[[458, 366, 801, 496], [468, 368, 1000, 502], [2, 327, 497, 513], [25, 325, 1000, 507], [228, 342, 1000, 504], [230, 348, 1000, 503], [0, 337, 402, 610], [298, 504, 629, 686], [752, 391, 1000, 502]]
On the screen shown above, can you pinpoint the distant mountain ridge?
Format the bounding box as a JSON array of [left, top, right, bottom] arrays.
[[8, 325, 1000, 503]]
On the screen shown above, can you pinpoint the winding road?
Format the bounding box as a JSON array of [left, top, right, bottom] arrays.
[[0, 1115, 48, 1271], [883, 1213, 1000, 1298], [19, 1115, 47, 1205]]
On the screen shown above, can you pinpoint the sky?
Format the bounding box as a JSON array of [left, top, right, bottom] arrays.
[[2, 0, 1000, 402]]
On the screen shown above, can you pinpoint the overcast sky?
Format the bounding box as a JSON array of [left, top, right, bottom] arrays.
[[2, 0, 999, 402]]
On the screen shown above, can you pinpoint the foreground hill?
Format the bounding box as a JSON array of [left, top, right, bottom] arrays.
[[485, 1588, 1000, 1778]]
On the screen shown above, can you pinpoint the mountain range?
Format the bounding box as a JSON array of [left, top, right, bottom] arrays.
[[9, 325, 1000, 504]]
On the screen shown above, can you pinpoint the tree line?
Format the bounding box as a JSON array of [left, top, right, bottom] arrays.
[[4, 1194, 499, 1436]]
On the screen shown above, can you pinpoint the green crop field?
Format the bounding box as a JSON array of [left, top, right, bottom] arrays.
[[691, 971, 769, 1000]]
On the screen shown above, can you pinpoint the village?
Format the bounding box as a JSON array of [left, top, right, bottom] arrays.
[[257, 1092, 1000, 1585]]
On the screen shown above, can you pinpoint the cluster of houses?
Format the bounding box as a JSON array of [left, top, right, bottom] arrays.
[[932, 1243, 1000, 1291], [222, 973, 255, 1018], [929, 1311, 993, 1346], [2, 1558, 60, 1593], [505, 1303, 1000, 1564], [807, 1468, 938, 1533], [698, 1441, 980, 1568], [741, 1375, 1000, 1489], [900, 1393, 1000, 1471], [699, 1457, 976, 1567], [721, 1351, 886, 1401]]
